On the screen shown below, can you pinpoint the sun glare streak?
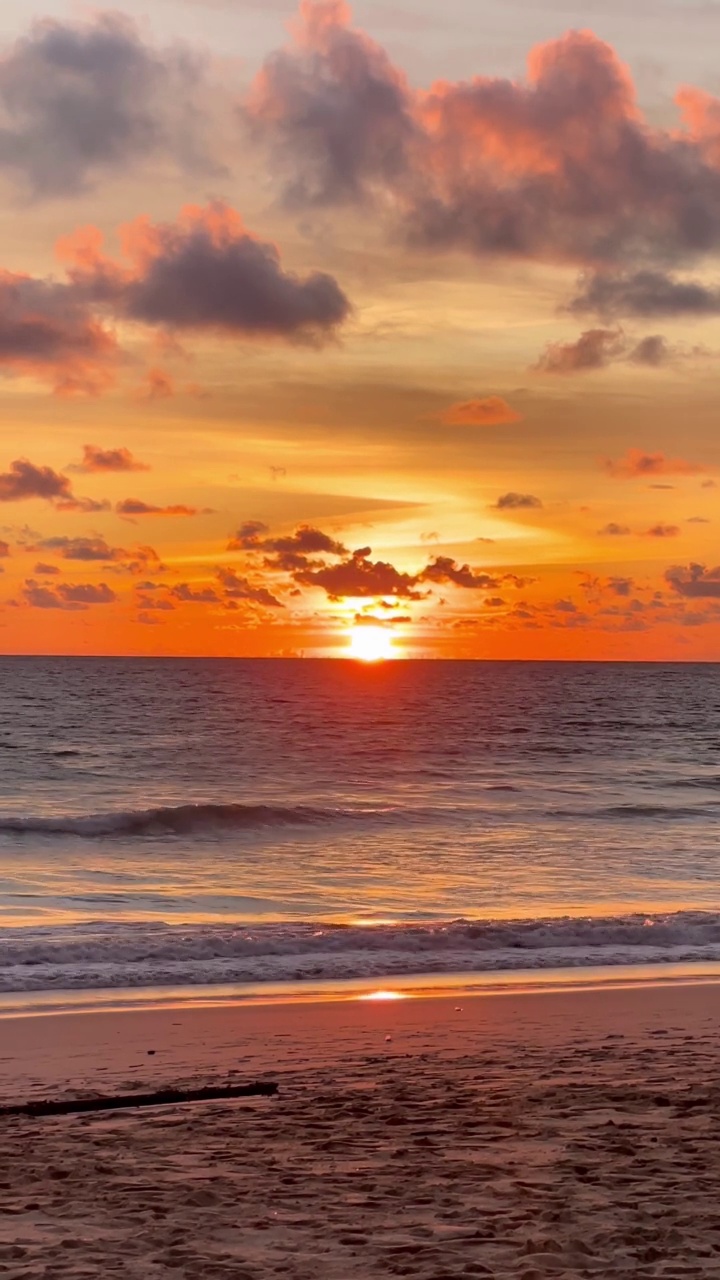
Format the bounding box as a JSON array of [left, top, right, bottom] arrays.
[[357, 990, 408, 1001], [347, 625, 395, 662]]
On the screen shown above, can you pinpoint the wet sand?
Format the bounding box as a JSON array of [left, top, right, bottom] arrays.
[[2, 981, 720, 1278]]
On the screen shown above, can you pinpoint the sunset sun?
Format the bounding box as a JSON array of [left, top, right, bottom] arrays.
[[347, 625, 395, 662]]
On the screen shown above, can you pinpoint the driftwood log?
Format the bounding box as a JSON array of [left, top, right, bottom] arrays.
[[0, 1081, 279, 1118]]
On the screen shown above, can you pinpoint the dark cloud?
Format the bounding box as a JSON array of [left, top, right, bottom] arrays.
[[0, 13, 214, 198], [170, 582, 221, 603], [66, 203, 351, 344], [248, 5, 720, 268], [33, 534, 161, 574], [687, 516, 711, 524], [0, 540, 9, 557], [492, 492, 542, 510], [33, 561, 60, 575], [228, 520, 271, 550], [246, 0, 417, 207], [116, 499, 208, 517], [73, 444, 149, 473], [34, 535, 118, 561], [215, 566, 283, 607], [569, 270, 720, 319], [534, 328, 624, 374], [0, 272, 118, 393], [607, 576, 634, 596], [598, 522, 631, 536], [644, 523, 681, 537], [417, 557, 528, 590], [629, 334, 672, 367], [0, 459, 72, 503], [665, 562, 720, 598], [21, 578, 116, 608], [295, 548, 426, 600], [605, 449, 706, 478]]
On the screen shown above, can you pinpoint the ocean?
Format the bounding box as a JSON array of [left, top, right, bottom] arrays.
[[1, 657, 720, 1008]]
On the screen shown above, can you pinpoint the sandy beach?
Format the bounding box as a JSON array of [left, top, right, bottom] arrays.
[[1, 980, 720, 1278]]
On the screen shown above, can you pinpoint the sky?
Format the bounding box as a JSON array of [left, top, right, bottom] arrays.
[[0, 0, 719, 658]]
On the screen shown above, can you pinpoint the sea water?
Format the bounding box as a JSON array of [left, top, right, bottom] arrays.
[[1, 657, 719, 1002]]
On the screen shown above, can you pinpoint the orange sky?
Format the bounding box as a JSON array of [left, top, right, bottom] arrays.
[[0, 0, 719, 658]]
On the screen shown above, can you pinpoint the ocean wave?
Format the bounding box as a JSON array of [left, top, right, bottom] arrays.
[[0, 802, 375, 839], [3, 911, 720, 992]]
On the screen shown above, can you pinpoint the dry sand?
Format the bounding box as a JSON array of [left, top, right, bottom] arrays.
[[2, 981, 720, 1278]]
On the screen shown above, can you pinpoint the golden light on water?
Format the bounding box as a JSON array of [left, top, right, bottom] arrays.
[[357, 989, 408, 1001], [347, 625, 395, 662]]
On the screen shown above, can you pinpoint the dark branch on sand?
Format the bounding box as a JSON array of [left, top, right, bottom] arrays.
[[0, 1081, 279, 1118]]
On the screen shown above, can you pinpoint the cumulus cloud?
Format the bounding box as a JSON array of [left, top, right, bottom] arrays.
[[439, 396, 521, 426], [665, 562, 720, 598], [0, 459, 72, 503], [248, 3, 720, 268], [21, 578, 116, 608], [228, 520, 271, 550], [534, 328, 625, 373], [628, 334, 672, 367], [0, 13, 216, 198], [605, 449, 706, 478], [170, 583, 221, 604], [492, 492, 542, 510], [569, 270, 720, 319], [295, 548, 427, 600], [246, 0, 417, 207], [598, 522, 631, 536], [63, 202, 351, 345], [72, 444, 149, 473], [0, 272, 118, 393], [33, 561, 59, 575]]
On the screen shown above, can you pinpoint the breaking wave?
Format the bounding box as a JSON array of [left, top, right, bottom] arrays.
[[0, 802, 386, 839], [4, 911, 720, 993]]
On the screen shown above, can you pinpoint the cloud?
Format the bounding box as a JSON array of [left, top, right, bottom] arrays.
[[687, 516, 711, 524], [170, 582, 221, 603], [598, 522, 631, 536], [0, 540, 8, 557], [628, 334, 672, 367], [33, 561, 59, 575], [215, 566, 283, 607], [246, 0, 417, 207], [0, 459, 72, 503], [492, 492, 542, 510], [644, 523, 681, 537], [21, 578, 116, 608], [63, 202, 351, 344], [605, 449, 706, 478], [228, 520, 271, 550], [248, 4, 720, 268], [439, 396, 521, 426], [295, 547, 427, 600], [135, 368, 175, 400], [116, 499, 209, 517], [665, 563, 720, 598], [569, 270, 720, 319], [73, 444, 149, 473], [0, 13, 215, 198], [32, 534, 162, 573], [534, 328, 625, 373], [0, 272, 118, 394], [418, 558, 534, 590]]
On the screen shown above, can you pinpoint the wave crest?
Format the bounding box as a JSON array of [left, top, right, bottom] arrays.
[[0, 802, 359, 838]]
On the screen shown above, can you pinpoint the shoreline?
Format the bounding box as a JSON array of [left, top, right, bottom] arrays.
[[3, 956, 720, 1020]]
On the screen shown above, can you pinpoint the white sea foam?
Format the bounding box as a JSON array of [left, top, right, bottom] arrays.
[[3, 912, 720, 992]]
